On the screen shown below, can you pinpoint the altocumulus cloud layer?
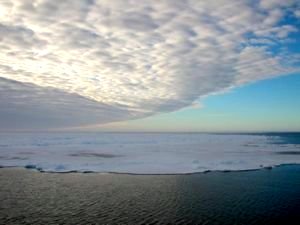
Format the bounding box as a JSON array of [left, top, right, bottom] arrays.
[[0, 0, 299, 129]]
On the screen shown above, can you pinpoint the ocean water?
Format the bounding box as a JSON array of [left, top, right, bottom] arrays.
[[1, 165, 300, 224], [0, 132, 300, 174]]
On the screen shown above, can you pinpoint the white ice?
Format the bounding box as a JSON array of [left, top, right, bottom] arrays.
[[0, 132, 299, 174]]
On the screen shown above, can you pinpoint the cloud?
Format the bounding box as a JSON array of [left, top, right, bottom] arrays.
[[295, 9, 300, 18], [0, 77, 137, 130], [0, 0, 299, 130]]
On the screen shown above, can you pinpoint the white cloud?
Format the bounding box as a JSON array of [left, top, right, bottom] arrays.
[[0, 0, 299, 129], [295, 9, 300, 18]]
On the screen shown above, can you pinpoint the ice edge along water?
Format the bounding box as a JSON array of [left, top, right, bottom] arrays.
[[0, 133, 300, 174]]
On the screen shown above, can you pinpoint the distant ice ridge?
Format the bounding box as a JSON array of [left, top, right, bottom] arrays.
[[0, 133, 300, 174]]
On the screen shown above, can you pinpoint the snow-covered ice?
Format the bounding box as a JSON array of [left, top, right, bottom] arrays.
[[0, 132, 299, 174]]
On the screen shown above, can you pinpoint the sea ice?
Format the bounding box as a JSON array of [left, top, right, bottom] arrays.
[[0, 132, 299, 174]]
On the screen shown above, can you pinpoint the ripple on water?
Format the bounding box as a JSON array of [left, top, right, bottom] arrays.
[[0, 166, 300, 224]]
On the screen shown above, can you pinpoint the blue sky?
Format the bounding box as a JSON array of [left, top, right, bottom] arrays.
[[0, 0, 299, 132], [98, 72, 300, 132]]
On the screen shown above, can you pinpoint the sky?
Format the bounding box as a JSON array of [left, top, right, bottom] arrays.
[[98, 72, 300, 132], [0, 0, 299, 132]]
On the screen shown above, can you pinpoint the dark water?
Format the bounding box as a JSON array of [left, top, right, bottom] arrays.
[[1, 166, 300, 225], [250, 132, 300, 145]]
